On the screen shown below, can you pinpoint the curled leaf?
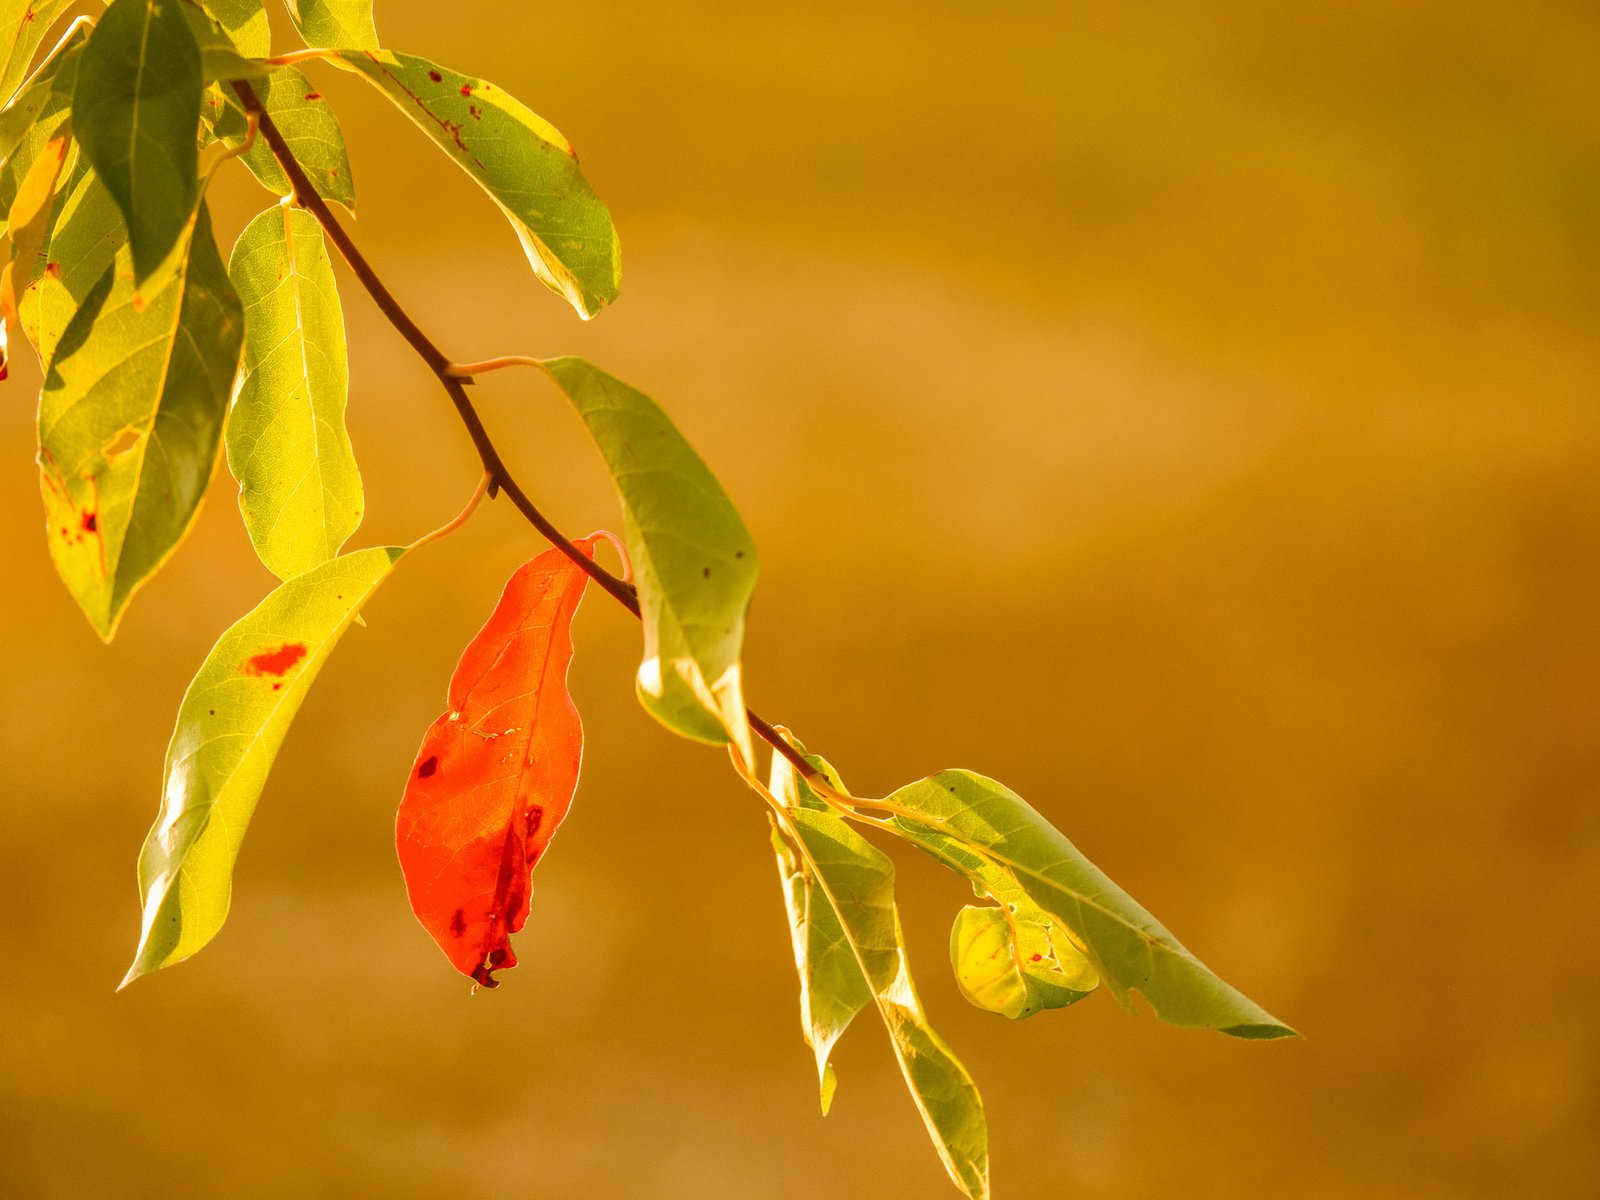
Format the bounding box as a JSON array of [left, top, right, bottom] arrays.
[[397, 539, 600, 987]]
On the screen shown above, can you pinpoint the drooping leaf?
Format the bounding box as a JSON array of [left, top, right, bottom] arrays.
[[74, 0, 203, 284], [233, 66, 355, 209], [0, 0, 73, 105], [881, 771, 1296, 1039], [536, 357, 758, 762], [769, 752, 989, 1200], [38, 202, 242, 640], [765, 749, 872, 1114], [397, 540, 599, 987], [122, 545, 406, 986], [331, 49, 619, 318], [284, 0, 376, 51], [15, 158, 126, 369], [190, 0, 267, 150], [227, 205, 360, 579], [0, 16, 85, 226]]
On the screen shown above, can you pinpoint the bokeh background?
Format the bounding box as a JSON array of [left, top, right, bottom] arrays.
[[2, 1, 1596, 1196]]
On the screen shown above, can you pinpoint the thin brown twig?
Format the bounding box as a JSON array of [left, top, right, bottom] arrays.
[[228, 79, 820, 782]]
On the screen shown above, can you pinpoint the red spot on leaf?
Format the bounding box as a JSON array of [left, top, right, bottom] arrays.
[[81, 511, 97, 533], [242, 642, 308, 677], [1030, 953, 1043, 962], [428, 70, 442, 82], [304, 92, 323, 102], [397, 539, 603, 987], [44, 261, 60, 278], [459, 84, 472, 96]]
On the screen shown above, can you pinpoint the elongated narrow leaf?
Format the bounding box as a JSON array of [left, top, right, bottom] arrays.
[[770, 754, 989, 1200], [16, 158, 126, 369], [766, 750, 872, 1113], [0, 0, 72, 104], [74, 0, 202, 283], [122, 545, 406, 986], [536, 357, 758, 761], [177, 1, 270, 82], [882, 771, 1296, 1039], [227, 205, 360, 578], [38, 203, 242, 640], [285, 0, 376, 50], [398, 540, 598, 987], [332, 50, 618, 318], [191, 0, 267, 151]]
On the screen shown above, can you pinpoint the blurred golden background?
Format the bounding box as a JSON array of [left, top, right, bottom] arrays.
[[2, 1, 1596, 1195]]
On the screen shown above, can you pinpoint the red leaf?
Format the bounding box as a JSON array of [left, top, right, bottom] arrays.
[[397, 539, 600, 987]]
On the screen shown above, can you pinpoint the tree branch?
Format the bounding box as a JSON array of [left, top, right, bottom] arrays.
[[228, 79, 819, 782]]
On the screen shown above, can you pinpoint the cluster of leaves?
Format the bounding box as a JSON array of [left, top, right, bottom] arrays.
[[0, 3, 1293, 1196]]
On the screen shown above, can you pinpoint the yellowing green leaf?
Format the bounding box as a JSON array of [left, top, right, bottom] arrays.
[[285, 0, 376, 50], [883, 771, 1296, 1039], [38, 202, 242, 639], [227, 205, 361, 579], [537, 357, 757, 762], [333, 50, 619, 318], [74, 0, 204, 284], [0, 17, 85, 228], [233, 66, 355, 209], [194, 0, 269, 57], [950, 904, 1097, 1021], [770, 753, 989, 1200], [766, 749, 871, 1113], [16, 158, 126, 368], [0, 131, 66, 332], [0, 0, 73, 105], [121, 545, 405, 986]]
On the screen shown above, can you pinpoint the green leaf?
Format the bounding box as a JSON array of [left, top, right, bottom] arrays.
[[121, 545, 405, 986], [38, 202, 242, 639], [74, 0, 203, 284], [284, 0, 376, 50], [537, 356, 757, 761], [877, 806, 1099, 1020], [15, 158, 126, 368], [881, 771, 1297, 1039], [177, 1, 269, 82], [194, 0, 269, 57], [235, 66, 355, 209], [332, 49, 619, 319], [770, 752, 989, 1200], [0, 16, 85, 226], [0, 0, 73, 105], [766, 750, 872, 1113], [227, 205, 361, 579]]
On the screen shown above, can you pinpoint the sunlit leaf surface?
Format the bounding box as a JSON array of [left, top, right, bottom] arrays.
[[884, 770, 1296, 1038], [227, 205, 360, 579], [0, 0, 72, 105], [770, 752, 989, 1200], [122, 545, 406, 985], [538, 356, 757, 760], [38, 203, 241, 639], [333, 49, 619, 318], [285, 0, 376, 51]]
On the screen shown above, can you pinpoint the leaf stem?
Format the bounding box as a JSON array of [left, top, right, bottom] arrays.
[[228, 79, 820, 783], [446, 355, 544, 377]]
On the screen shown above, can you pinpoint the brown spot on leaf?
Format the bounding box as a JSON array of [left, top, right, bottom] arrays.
[[459, 84, 472, 96], [428, 70, 442, 82], [449, 908, 467, 936], [418, 755, 439, 779], [242, 642, 308, 677], [81, 511, 96, 533]]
